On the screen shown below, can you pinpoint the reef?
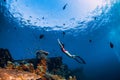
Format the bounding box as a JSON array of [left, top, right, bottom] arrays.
[[0, 48, 76, 80]]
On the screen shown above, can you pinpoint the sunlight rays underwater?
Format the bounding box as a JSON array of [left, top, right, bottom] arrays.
[[108, 0, 120, 63], [109, 28, 120, 63], [1, 0, 120, 61]]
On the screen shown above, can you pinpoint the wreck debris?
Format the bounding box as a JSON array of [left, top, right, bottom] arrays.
[[0, 48, 13, 68], [68, 76, 77, 80], [36, 50, 49, 60], [47, 57, 71, 78]]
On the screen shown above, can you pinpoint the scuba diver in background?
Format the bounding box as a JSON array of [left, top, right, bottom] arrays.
[[57, 39, 86, 64]]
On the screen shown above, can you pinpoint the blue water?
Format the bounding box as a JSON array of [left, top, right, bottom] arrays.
[[0, 0, 120, 80]]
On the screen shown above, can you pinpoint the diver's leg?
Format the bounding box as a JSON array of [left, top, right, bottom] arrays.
[[74, 58, 82, 64], [74, 56, 86, 64]]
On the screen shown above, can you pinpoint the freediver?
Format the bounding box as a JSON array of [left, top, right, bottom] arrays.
[[57, 39, 86, 64]]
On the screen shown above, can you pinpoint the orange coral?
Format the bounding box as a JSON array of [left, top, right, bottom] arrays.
[[35, 58, 47, 77], [0, 49, 77, 80], [0, 68, 41, 80]]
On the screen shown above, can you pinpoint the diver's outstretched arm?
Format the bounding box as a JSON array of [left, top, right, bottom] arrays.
[[57, 39, 63, 48]]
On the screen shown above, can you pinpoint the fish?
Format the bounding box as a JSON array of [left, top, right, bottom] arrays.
[[63, 3, 68, 10], [14, 27, 17, 30], [63, 31, 65, 35], [89, 39, 92, 43], [42, 17, 44, 20], [63, 23, 65, 26], [39, 34, 44, 39], [110, 42, 114, 48]]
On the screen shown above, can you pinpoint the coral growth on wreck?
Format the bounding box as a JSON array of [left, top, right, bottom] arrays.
[[0, 49, 76, 80], [0, 68, 40, 80]]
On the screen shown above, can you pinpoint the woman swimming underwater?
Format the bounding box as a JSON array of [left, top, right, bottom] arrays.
[[57, 39, 86, 64]]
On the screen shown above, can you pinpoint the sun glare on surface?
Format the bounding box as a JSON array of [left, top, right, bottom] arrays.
[[7, 0, 109, 30]]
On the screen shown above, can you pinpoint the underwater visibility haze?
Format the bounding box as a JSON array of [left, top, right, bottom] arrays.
[[0, 0, 120, 80]]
